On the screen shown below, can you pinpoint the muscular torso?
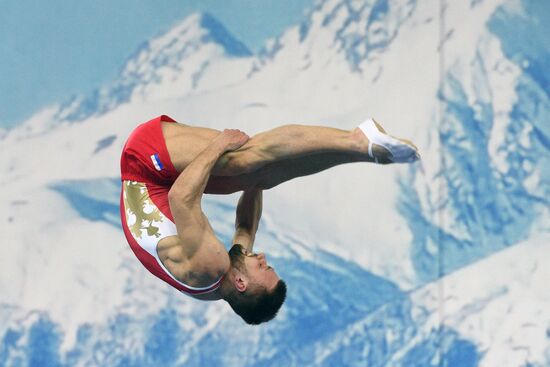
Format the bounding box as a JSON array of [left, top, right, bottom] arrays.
[[157, 235, 228, 290]]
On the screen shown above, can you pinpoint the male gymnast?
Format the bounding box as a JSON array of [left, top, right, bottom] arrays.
[[120, 115, 419, 324]]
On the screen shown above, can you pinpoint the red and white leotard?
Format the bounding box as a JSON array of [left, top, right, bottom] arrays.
[[120, 115, 223, 296]]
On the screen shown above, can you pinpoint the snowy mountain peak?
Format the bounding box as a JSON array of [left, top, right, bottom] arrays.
[[118, 11, 253, 90], [262, 0, 416, 71], [143, 11, 252, 60], [54, 12, 254, 124], [194, 12, 252, 57]]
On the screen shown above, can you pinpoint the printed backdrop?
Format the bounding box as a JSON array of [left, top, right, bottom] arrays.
[[1, 0, 549, 366]]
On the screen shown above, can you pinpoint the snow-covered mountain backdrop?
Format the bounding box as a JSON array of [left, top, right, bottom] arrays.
[[1, 0, 549, 366]]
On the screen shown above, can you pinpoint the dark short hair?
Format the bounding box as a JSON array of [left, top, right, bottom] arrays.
[[225, 280, 287, 325]]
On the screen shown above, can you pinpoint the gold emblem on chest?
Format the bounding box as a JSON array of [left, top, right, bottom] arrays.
[[123, 181, 164, 239]]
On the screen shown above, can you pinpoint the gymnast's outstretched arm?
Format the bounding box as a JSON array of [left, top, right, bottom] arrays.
[[232, 189, 263, 252]]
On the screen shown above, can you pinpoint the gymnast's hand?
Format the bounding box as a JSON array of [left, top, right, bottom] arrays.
[[215, 129, 250, 152]]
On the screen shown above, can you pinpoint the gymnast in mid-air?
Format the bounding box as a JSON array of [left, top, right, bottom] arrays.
[[120, 115, 419, 324]]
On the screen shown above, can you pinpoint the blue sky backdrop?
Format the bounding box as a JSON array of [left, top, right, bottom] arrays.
[[0, 0, 314, 129]]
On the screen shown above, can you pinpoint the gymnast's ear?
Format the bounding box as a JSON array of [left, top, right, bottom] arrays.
[[233, 272, 248, 293]]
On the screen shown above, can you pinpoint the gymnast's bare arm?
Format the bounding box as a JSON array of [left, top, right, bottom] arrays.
[[166, 129, 250, 286], [232, 189, 263, 253]]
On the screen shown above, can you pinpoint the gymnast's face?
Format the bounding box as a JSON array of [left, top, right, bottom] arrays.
[[228, 244, 280, 292], [243, 251, 280, 291]]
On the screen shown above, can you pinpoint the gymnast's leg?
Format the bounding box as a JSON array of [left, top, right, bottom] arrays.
[[164, 119, 418, 181], [204, 152, 364, 194], [215, 119, 418, 175], [213, 124, 369, 175], [253, 152, 364, 190]]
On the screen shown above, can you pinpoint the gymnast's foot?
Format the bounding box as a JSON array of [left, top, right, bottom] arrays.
[[351, 118, 420, 164]]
